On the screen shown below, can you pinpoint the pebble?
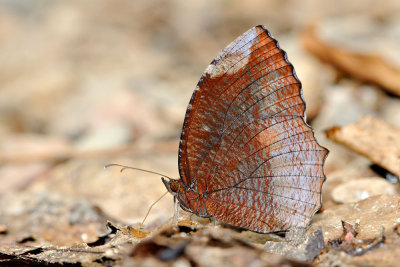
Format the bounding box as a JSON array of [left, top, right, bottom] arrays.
[[331, 177, 397, 204]]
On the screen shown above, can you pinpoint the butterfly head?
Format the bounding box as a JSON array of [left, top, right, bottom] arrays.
[[161, 177, 181, 196]]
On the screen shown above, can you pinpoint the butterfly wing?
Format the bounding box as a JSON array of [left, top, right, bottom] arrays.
[[178, 25, 327, 232], [199, 115, 328, 232]]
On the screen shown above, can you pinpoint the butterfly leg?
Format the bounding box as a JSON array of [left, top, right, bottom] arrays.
[[208, 215, 216, 226], [189, 213, 194, 225], [173, 196, 180, 225]]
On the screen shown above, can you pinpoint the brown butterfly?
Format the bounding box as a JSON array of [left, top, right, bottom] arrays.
[[162, 25, 328, 233]]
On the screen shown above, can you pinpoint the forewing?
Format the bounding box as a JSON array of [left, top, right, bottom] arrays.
[[179, 25, 306, 188]]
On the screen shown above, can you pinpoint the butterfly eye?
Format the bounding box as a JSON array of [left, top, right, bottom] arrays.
[[169, 180, 180, 193]]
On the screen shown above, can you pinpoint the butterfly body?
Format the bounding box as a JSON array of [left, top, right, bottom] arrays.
[[163, 25, 328, 233]]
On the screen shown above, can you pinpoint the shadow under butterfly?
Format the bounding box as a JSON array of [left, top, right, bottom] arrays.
[[161, 25, 328, 233]]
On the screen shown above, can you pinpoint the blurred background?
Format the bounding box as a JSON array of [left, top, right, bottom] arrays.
[[1, 0, 400, 247]]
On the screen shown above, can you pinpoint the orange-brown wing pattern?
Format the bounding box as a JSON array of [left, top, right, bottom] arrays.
[[177, 25, 328, 232], [201, 115, 327, 232]]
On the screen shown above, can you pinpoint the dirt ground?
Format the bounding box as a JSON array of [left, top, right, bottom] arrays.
[[0, 1, 400, 266]]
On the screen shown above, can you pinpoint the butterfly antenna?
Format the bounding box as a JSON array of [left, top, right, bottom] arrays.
[[104, 164, 173, 180], [139, 191, 169, 231]]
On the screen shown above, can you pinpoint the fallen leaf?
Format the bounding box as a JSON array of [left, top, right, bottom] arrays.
[[326, 115, 400, 177], [128, 227, 150, 239], [131, 226, 306, 266], [302, 25, 400, 96]]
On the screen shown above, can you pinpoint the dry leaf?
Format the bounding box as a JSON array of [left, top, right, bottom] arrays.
[[302, 26, 400, 96], [128, 227, 150, 239], [326, 115, 400, 177]]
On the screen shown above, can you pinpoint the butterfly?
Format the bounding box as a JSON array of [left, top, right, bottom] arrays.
[[162, 25, 328, 233]]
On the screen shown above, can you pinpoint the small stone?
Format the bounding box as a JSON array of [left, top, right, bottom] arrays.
[[0, 225, 7, 234], [263, 227, 324, 262], [332, 177, 397, 204]]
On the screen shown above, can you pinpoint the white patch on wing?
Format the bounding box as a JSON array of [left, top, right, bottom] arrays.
[[210, 52, 249, 78], [206, 27, 259, 79]]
